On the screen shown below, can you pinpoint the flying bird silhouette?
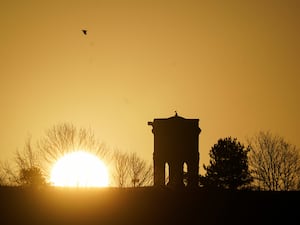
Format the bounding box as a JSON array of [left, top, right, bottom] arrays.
[[82, 29, 87, 35]]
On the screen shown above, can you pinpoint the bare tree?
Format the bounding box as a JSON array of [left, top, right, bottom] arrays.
[[248, 131, 300, 191], [0, 165, 4, 185], [0, 161, 13, 186], [0, 123, 108, 186], [0, 137, 46, 187], [111, 150, 153, 187], [15, 137, 46, 186], [112, 149, 129, 187], [16, 137, 40, 170], [37, 122, 108, 175], [128, 152, 152, 187]]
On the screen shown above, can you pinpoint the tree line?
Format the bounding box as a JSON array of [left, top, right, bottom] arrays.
[[200, 132, 300, 191], [0, 123, 152, 188], [0, 123, 299, 191]]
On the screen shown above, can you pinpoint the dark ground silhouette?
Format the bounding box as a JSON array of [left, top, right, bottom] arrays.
[[0, 186, 299, 225]]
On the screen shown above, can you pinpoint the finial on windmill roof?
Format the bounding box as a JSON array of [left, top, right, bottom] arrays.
[[175, 111, 178, 117]]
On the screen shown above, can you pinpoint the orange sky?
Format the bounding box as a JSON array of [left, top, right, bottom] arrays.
[[0, 0, 299, 174]]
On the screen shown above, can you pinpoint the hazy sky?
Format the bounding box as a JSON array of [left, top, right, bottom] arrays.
[[1, 0, 299, 174]]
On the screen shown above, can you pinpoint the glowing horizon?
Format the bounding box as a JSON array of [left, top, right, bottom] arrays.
[[0, 1, 299, 174]]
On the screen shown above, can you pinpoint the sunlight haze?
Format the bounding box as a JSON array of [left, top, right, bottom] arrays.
[[0, 0, 299, 174], [50, 151, 109, 187]]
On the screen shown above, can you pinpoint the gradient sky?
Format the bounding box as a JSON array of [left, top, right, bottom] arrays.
[[1, 0, 299, 174]]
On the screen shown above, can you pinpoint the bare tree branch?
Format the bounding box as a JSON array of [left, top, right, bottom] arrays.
[[248, 131, 300, 191], [38, 123, 108, 174], [112, 149, 129, 187], [111, 150, 153, 187]]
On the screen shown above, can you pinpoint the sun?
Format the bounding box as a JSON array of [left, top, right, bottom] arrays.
[[50, 151, 109, 187]]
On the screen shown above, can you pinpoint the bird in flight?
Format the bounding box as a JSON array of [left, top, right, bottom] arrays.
[[82, 29, 87, 35]]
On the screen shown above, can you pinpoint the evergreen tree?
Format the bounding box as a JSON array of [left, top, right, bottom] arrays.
[[201, 137, 252, 190]]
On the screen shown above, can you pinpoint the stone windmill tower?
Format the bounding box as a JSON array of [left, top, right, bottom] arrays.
[[148, 113, 201, 188]]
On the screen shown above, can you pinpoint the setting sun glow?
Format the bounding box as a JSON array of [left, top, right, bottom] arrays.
[[50, 151, 109, 187]]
